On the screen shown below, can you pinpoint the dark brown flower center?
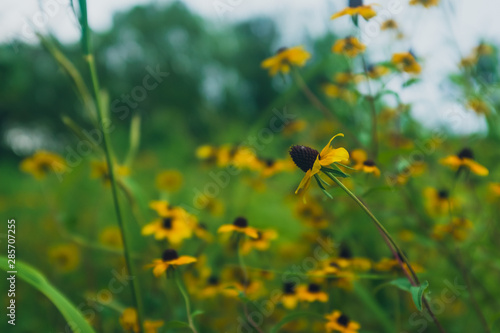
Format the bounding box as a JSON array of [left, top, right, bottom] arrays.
[[363, 160, 376, 166], [307, 283, 321, 293], [438, 189, 449, 199], [340, 244, 352, 258], [457, 148, 474, 160], [208, 276, 219, 285], [162, 249, 179, 261], [233, 217, 248, 228], [337, 314, 350, 327], [349, 0, 363, 8], [265, 159, 275, 167], [289, 145, 319, 172], [276, 47, 288, 54], [283, 282, 296, 294], [162, 217, 173, 229]]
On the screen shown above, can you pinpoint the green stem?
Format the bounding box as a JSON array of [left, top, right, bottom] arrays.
[[78, 1, 145, 331], [360, 55, 379, 159], [324, 171, 446, 333], [174, 272, 199, 333]]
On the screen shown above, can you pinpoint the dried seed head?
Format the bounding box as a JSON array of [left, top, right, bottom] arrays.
[[458, 147, 474, 160], [162, 249, 179, 261], [233, 217, 248, 228], [289, 145, 319, 172]]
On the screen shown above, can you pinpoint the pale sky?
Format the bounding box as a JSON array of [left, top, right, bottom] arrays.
[[2, 0, 499, 134]]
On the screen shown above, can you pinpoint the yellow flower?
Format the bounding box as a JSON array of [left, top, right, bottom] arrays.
[[323, 83, 357, 104], [196, 145, 218, 164], [366, 64, 390, 79], [332, 37, 366, 57], [392, 52, 421, 74], [90, 160, 130, 184], [20, 150, 67, 179], [489, 183, 500, 198], [296, 283, 328, 302], [258, 158, 294, 178], [432, 218, 473, 241], [289, 133, 349, 197], [440, 148, 488, 176], [467, 98, 490, 115], [281, 282, 299, 309], [325, 310, 361, 333], [142, 201, 193, 245], [155, 170, 183, 192], [119, 308, 164, 333], [48, 244, 80, 273], [261, 46, 311, 76], [146, 249, 197, 277], [99, 226, 123, 249], [282, 119, 307, 137], [381, 19, 398, 30], [424, 187, 455, 215], [350, 149, 380, 177], [218, 217, 259, 239], [198, 276, 223, 299], [241, 229, 278, 254], [409, 0, 440, 8], [331, 2, 377, 21]]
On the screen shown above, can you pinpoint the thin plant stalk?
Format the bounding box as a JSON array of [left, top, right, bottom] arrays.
[[78, 0, 145, 331], [360, 55, 379, 159], [237, 236, 265, 333], [324, 171, 446, 333], [174, 272, 199, 333]]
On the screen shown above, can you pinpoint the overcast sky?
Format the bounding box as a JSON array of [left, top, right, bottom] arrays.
[[2, 0, 499, 134]]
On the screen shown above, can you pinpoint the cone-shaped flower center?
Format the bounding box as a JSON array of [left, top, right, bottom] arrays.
[[438, 189, 449, 199], [162, 217, 173, 229], [233, 217, 248, 228], [162, 249, 179, 261], [289, 145, 320, 172], [276, 46, 288, 54], [308, 283, 321, 293], [283, 282, 296, 294], [337, 314, 350, 327], [458, 147, 474, 160], [349, 0, 363, 8]]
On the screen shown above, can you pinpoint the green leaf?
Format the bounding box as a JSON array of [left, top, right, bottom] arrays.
[[0, 256, 96, 333], [163, 320, 191, 329], [402, 78, 421, 88], [387, 278, 429, 311], [191, 310, 204, 318], [270, 311, 326, 333], [410, 281, 429, 311]]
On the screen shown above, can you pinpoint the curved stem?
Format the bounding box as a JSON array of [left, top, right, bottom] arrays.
[[325, 171, 446, 333], [175, 272, 199, 333], [78, 1, 145, 331]]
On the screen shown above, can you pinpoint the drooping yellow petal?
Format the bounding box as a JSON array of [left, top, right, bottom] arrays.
[[295, 169, 314, 195], [463, 159, 489, 176], [320, 133, 344, 157], [152, 262, 168, 277]]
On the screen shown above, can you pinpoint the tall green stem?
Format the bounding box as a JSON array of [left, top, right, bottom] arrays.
[[78, 1, 145, 331], [174, 272, 199, 333], [324, 171, 446, 333]]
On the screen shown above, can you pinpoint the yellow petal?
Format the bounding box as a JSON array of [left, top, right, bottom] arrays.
[[152, 262, 168, 277], [217, 224, 237, 233], [464, 159, 489, 176], [320, 147, 350, 166], [320, 133, 344, 157]]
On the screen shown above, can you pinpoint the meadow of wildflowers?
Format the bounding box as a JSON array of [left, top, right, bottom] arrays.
[[1, 0, 500, 332]]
